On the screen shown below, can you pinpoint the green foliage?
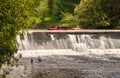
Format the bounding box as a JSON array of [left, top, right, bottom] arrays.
[[0, 0, 39, 67], [101, 0, 120, 27], [29, 0, 119, 29], [55, 0, 80, 13], [30, 0, 80, 28], [52, 0, 80, 20], [30, 0, 49, 28], [46, 0, 80, 27], [60, 12, 78, 27], [74, 0, 120, 29], [74, 0, 110, 29]]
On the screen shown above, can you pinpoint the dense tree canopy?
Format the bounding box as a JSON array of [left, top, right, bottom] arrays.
[[30, 0, 120, 29], [33, 0, 48, 23], [30, 0, 80, 28], [74, 0, 120, 29], [74, 0, 110, 28], [101, 0, 120, 28], [0, 0, 39, 67]]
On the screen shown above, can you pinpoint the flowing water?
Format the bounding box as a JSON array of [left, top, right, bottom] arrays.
[[6, 30, 120, 78], [17, 31, 120, 51]]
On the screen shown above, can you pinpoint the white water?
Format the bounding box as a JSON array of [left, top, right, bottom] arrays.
[[16, 32, 120, 52], [17, 49, 120, 58], [7, 31, 120, 78], [16, 31, 120, 57]]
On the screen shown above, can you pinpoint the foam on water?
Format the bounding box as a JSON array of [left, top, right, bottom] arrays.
[[16, 31, 120, 58], [17, 49, 120, 58]]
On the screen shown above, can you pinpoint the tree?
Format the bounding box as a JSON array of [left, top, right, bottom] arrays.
[[55, 0, 80, 27], [74, 0, 120, 29], [74, 0, 110, 29], [0, 0, 39, 67], [57, 0, 80, 13], [101, 0, 120, 28], [34, 0, 49, 23], [47, 0, 80, 21], [30, 0, 80, 28]]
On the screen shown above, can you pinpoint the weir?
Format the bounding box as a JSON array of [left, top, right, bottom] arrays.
[[17, 30, 120, 52], [7, 30, 120, 78]]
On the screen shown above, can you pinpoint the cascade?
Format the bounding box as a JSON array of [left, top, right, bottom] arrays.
[[11, 30, 120, 78], [16, 30, 120, 52]]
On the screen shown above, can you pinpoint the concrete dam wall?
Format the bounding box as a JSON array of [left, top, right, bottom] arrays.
[[17, 30, 120, 52]]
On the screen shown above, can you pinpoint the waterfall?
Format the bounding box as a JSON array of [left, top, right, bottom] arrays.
[[13, 30, 120, 78], [17, 31, 120, 52]]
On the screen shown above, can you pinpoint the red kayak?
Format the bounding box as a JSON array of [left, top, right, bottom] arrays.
[[47, 26, 67, 30]]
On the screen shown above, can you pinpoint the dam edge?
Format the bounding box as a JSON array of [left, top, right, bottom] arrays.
[[27, 29, 120, 34]]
